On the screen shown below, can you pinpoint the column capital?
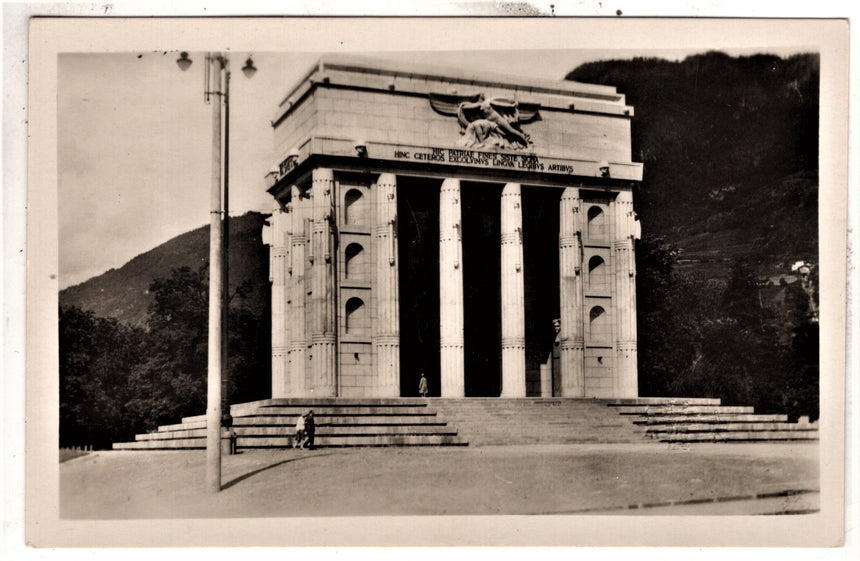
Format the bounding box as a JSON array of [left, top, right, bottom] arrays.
[[561, 187, 581, 201], [312, 167, 334, 182], [377, 172, 397, 186], [615, 189, 633, 204]]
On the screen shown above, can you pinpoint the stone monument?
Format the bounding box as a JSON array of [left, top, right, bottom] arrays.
[[262, 55, 643, 399]]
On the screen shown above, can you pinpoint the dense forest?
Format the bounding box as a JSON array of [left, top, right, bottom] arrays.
[[568, 52, 819, 418], [60, 52, 820, 448]]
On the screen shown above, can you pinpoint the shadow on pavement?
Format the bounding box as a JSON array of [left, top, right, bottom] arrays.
[[222, 452, 336, 490]]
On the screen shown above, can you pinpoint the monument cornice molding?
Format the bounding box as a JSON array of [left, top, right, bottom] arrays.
[[268, 136, 643, 200]]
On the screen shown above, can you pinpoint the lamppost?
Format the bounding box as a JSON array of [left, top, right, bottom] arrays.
[[176, 51, 257, 493]]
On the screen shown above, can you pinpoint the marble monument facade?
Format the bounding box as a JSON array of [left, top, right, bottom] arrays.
[[262, 56, 643, 399]]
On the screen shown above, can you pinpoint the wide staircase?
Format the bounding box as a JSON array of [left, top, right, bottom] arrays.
[[609, 398, 819, 443], [430, 398, 648, 445], [113, 398, 467, 450], [112, 397, 818, 450]]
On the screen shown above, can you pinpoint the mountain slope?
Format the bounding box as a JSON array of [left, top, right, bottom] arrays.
[[568, 52, 819, 279], [59, 212, 270, 327]]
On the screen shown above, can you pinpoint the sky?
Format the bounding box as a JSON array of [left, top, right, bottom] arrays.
[[58, 46, 812, 289]]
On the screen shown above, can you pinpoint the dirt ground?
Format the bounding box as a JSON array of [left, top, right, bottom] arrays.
[[59, 441, 819, 518]]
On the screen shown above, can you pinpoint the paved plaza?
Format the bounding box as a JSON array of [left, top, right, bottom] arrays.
[[60, 441, 819, 518]]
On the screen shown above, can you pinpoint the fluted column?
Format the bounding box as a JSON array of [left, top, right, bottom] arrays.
[[613, 190, 638, 397], [559, 187, 585, 397], [311, 168, 337, 396], [439, 178, 465, 397], [500, 183, 526, 397], [373, 173, 400, 397], [288, 185, 308, 396], [268, 202, 288, 397]]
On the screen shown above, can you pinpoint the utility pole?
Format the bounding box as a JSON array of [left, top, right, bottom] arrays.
[[176, 50, 256, 493], [205, 53, 225, 493]]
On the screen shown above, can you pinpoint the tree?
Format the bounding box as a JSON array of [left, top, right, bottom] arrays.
[[636, 235, 720, 398], [59, 306, 144, 448], [124, 265, 210, 433], [124, 264, 271, 434]]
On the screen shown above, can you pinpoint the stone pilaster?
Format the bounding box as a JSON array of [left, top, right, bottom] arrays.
[[500, 183, 526, 397], [558, 187, 585, 397], [310, 168, 337, 396], [269, 201, 289, 398], [613, 190, 638, 397], [373, 173, 400, 397], [439, 178, 465, 397], [288, 185, 308, 396]]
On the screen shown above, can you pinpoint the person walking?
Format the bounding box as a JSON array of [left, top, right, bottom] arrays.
[[303, 410, 316, 449], [418, 373, 429, 398], [294, 413, 305, 449]]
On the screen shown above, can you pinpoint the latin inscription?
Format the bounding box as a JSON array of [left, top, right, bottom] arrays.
[[393, 147, 583, 175]]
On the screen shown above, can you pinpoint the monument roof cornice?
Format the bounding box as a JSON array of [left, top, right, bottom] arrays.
[[272, 54, 632, 127]]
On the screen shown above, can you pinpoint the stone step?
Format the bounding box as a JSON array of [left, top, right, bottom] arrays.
[[652, 431, 819, 442], [114, 438, 204, 450], [143, 424, 457, 439], [611, 405, 755, 415], [237, 435, 468, 447], [230, 406, 439, 417], [118, 432, 468, 449], [632, 414, 788, 424], [236, 397, 436, 408], [137, 429, 205, 440], [643, 422, 818, 433], [607, 397, 722, 406], [158, 420, 206, 432], [231, 415, 449, 426]]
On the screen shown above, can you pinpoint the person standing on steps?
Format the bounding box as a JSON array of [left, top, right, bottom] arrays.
[[418, 373, 429, 398], [303, 410, 316, 450], [294, 413, 305, 449]]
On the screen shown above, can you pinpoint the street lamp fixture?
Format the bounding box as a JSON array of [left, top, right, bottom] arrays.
[[242, 56, 257, 79], [176, 51, 192, 72], [176, 51, 255, 493]]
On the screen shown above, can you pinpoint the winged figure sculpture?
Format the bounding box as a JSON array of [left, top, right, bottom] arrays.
[[429, 93, 540, 150]]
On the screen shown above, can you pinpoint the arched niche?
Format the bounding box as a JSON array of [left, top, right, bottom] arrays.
[[588, 255, 607, 289], [587, 206, 607, 239], [345, 297, 369, 335], [589, 305, 610, 340], [345, 242, 369, 281], [344, 189, 368, 225]]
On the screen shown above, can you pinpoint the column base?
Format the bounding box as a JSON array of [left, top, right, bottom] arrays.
[[311, 333, 337, 397], [559, 338, 585, 397]]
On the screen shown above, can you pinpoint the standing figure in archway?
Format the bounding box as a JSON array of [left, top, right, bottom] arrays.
[[418, 373, 429, 398]]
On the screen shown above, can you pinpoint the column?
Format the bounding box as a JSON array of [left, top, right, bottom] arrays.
[[311, 168, 337, 396], [269, 201, 290, 398], [558, 187, 585, 397], [439, 178, 465, 397], [373, 173, 401, 397], [500, 183, 526, 397], [288, 185, 308, 396], [613, 190, 639, 397]]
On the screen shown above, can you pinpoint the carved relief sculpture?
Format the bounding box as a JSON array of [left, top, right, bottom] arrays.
[[430, 93, 540, 150]]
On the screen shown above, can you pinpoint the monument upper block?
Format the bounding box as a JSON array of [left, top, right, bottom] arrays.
[[270, 55, 640, 184]]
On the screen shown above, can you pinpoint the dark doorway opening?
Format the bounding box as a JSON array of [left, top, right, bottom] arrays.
[[523, 187, 561, 396], [461, 181, 503, 397], [398, 177, 440, 397]]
